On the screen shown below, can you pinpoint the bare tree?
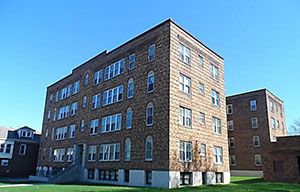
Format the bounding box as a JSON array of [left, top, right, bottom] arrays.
[[290, 118, 300, 135]]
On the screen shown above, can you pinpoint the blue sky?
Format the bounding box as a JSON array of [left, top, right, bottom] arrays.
[[0, 0, 299, 132]]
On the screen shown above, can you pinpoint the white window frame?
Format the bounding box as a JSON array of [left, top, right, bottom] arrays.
[[69, 124, 76, 138], [104, 59, 125, 81], [228, 120, 234, 131], [145, 136, 153, 161], [255, 154, 262, 166], [210, 64, 219, 81], [213, 117, 221, 134], [179, 106, 192, 127], [84, 74, 89, 85], [253, 136, 260, 147], [213, 146, 223, 164], [250, 100, 257, 111], [179, 44, 190, 64], [19, 144, 26, 155], [99, 143, 120, 161], [147, 71, 154, 93], [211, 89, 220, 107], [103, 85, 123, 106], [127, 78, 134, 99], [71, 102, 78, 116], [93, 70, 102, 85], [200, 144, 206, 157], [199, 82, 204, 95], [88, 145, 96, 161], [126, 108, 132, 129], [229, 137, 235, 148], [90, 119, 99, 135], [227, 104, 233, 114], [66, 148, 74, 162], [129, 53, 135, 70], [148, 44, 155, 62], [252, 117, 258, 129], [101, 113, 122, 133], [179, 73, 191, 94], [271, 117, 276, 129], [125, 138, 131, 161], [198, 55, 203, 67], [179, 141, 192, 162], [146, 102, 154, 126], [92, 93, 101, 109], [200, 112, 205, 125], [1, 160, 9, 166], [73, 80, 80, 94], [230, 155, 236, 166]]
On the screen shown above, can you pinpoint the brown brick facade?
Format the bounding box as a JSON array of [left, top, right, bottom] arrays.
[[37, 19, 229, 188]]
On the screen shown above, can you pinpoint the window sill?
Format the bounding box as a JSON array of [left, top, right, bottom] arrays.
[[179, 90, 191, 96], [145, 159, 153, 162], [213, 132, 221, 136], [178, 58, 191, 66]]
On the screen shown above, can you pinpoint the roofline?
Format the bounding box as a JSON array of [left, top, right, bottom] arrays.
[[47, 18, 223, 89], [226, 88, 284, 103]]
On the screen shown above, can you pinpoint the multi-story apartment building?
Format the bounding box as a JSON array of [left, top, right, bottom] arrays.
[[0, 126, 40, 178], [36, 19, 229, 188], [226, 89, 287, 177]]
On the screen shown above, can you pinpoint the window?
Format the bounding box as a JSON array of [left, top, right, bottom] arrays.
[[282, 122, 285, 133], [227, 104, 233, 114], [99, 170, 118, 181], [66, 148, 74, 162], [47, 110, 51, 121], [82, 96, 87, 108], [269, 100, 274, 112], [51, 127, 55, 140], [45, 128, 48, 141], [271, 118, 276, 129], [145, 171, 152, 185], [5, 144, 11, 153], [179, 141, 192, 162], [103, 85, 123, 106], [71, 102, 78, 116], [213, 117, 221, 134], [210, 64, 219, 81], [277, 120, 280, 129], [179, 44, 190, 64], [48, 147, 52, 162], [88, 169, 95, 179], [69, 124, 76, 138], [73, 80, 80, 94], [200, 113, 205, 125], [229, 137, 235, 148], [199, 83, 204, 95], [58, 105, 70, 120], [250, 100, 257, 111], [80, 119, 85, 132], [255, 154, 262, 166], [179, 106, 192, 127], [53, 108, 56, 121], [126, 108, 132, 129], [200, 144, 206, 156], [84, 74, 89, 85], [214, 147, 223, 164], [99, 143, 120, 161], [101, 113, 122, 133], [125, 138, 131, 161], [145, 136, 153, 161], [280, 106, 283, 117], [211, 89, 220, 107], [146, 102, 154, 126], [228, 120, 234, 131], [90, 119, 99, 135], [147, 71, 154, 93], [230, 155, 236, 166], [273, 161, 283, 172], [55, 127, 68, 140], [253, 136, 260, 147], [92, 93, 101, 109], [124, 170, 130, 182], [49, 94, 53, 103], [148, 44, 155, 62], [93, 70, 102, 85], [129, 53, 135, 70], [252, 117, 258, 129], [88, 145, 96, 161], [19, 144, 26, 155], [216, 173, 224, 184], [53, 148, 65, 162], [104, 59, 125, 81], [179, 73, 191, 94], [67, 85, 72, 97], [127, 78, 134, 98], [55, 91, 59, 102], [1, 160, 8, 166], [180, 172, 192, 185], [198, 55, 203, 67]]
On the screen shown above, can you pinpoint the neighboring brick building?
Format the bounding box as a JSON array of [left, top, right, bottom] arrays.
[[264, 136, 300, 183], [36, 19, 230, 188], [0, 126, 40, 178], [226, 89, 287, 177]]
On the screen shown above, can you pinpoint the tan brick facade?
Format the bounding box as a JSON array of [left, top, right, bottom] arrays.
[[37, 19, 229, 188], [226, 89, 287, 177]]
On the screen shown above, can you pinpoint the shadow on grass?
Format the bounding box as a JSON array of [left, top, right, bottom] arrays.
[[232, 178, 264, 184]]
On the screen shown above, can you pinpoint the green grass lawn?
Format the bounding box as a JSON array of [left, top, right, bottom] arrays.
[[0, 176, 300, 192]]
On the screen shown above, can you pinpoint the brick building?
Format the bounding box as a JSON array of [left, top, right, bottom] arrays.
[[226, 89, 287, 177], [264, 136, 300, 183], [36, 19, 230, 188], [0, 126, 40, 178]]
